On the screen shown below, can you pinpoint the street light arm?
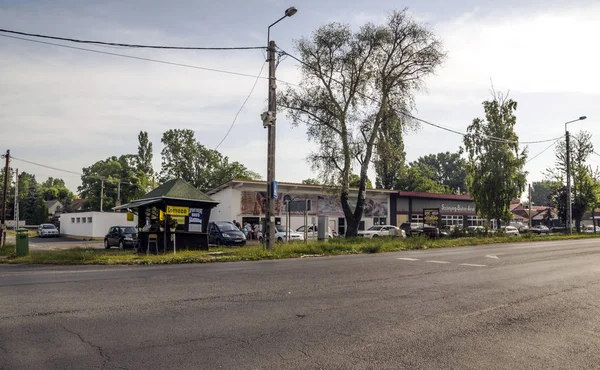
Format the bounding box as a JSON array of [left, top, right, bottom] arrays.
[[267, 15, 288, 45]]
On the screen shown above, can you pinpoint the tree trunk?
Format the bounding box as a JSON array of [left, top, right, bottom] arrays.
[[341, 189, 359, 237], [575, 218, 581, 233]]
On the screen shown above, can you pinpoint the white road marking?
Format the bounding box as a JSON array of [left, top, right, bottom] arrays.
[[425, 260, 451, 264], [396, 257, 420, 261], [460, 263, 487, 267], [485, 255, 499, 259]]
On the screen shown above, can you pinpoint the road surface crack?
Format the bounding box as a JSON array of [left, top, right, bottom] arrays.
[[61, 325, 119, 370]]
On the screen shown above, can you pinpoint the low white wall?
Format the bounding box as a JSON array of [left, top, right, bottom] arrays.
[[59, 212, 137, 238]]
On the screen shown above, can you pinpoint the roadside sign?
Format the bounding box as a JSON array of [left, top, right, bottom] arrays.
[[273, 181, 278, 199], [166, 206, 189, 216], [423, 208, 440, 225], [189, 208, 203, 232]]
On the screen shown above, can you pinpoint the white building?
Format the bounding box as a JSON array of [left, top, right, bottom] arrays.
[[59, 212, 137, 239], [207, 179, 394, 235]]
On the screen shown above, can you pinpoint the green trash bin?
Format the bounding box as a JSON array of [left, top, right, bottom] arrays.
[[16, 228, 29, 257]]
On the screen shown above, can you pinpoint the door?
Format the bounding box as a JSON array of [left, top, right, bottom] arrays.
[[208, 223, 219, 244], [110, 227, 121, 245]]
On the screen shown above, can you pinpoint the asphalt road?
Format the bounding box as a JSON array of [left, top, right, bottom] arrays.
[[2, 239, 600, 369]]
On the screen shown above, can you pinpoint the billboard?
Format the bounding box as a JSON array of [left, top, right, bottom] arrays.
[[423, 208, 440, 225]]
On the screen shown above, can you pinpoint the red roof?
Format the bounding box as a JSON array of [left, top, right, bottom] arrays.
[[397, 191, 473, 201]]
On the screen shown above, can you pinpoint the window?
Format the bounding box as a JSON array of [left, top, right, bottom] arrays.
[[338, 218, 345, 236], [468, 216, 486, 227], [76, 217, 81, 223], [88, 217, 92, 223], [82, 217, 86, 223], [373, 217, 387, 226], [359, 221, 365, 231], [71, 218, 75, 223], [411, 215, 423, 222], [442, 215, 463, 226]]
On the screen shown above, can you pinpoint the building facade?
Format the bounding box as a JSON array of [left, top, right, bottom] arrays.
[[207, 180, 395, 236], [391, 191, 485, 227], [59, 212, 137, 238]]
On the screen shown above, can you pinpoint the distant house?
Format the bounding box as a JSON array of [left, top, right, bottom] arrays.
[[46, 200, 63, 217], [70, 199, 89, 212]]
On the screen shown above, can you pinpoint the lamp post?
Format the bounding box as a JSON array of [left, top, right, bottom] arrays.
[[565, 116, 587, 234], [263, 6, 298, 250]]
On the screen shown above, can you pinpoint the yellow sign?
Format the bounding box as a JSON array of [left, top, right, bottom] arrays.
[[126, 212, 134, 221], [159, 210, 164, 221], [166, 206, 189, 217], [172, 216, 185, 224]]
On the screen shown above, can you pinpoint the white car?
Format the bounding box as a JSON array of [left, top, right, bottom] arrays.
[[358, 225, 405, 238], [296, 225, 336, 240], [585, 225, 598, 233], [258, 225, 305, 243], [500, 226, 520, 236], [38, 223, 59, 238]]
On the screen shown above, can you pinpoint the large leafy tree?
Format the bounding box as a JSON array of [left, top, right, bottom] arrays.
[[545, 131, 598, 231], [135, 131, 154, 193], [463, 93, 528, 226], [160, 129, 260, 192], [349, 173, 373, 189], [40, 177, 74, 205], [397, 164, 450, 193], [78, 155, 145, 212], [279, 9, 445, 236], [530, 180, 559, 207], [374, 112, 407, 189], [412, 151, 467, 193]]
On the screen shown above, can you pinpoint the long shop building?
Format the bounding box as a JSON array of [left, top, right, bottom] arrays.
[[391, 191, 485, 228], [207, 180, 395, 236], [207, 180, 486, 235]]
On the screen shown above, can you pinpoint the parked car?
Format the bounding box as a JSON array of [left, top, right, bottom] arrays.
[[510, 222, 529, 233], [358, 225, 405, 238], [585, 225, 598, 234], [399, 222, 424, 237], [465, 225, 487, 235], [104, 226, 138, 249], [529, 225, 550, 235], [258, 225, 305, 243], [38, 223, 59, 238], [500, 226, 520, 237], [208, 221, 247, 246], [415, 225, 440, 239], [296, 224, 336, 240]]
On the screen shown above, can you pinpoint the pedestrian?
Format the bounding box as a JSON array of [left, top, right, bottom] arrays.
[[254, 223, 261, 241], [245, 221, 252, 239], [236, 221, 242, 230], [242, 226, 248, 239]]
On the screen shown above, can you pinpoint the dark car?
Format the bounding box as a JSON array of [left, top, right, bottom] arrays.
[[208, 221, 247, 246], [415, 225, 441, 239], [399, 222, 424, 237], [104, 226, 138, 249]]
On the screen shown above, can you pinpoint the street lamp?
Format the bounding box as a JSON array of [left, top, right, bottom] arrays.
[[565, 115, 587, 234], [262, 6, 298, 250]]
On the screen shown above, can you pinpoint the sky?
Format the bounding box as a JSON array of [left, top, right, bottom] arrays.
[[1, 0, 600, 196]]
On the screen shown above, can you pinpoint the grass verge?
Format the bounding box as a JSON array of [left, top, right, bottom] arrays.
[[1, 233, 599, 265]]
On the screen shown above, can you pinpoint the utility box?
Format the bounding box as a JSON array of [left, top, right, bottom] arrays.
[[16, 228, 29, 257], [318, 216, 329, 241]]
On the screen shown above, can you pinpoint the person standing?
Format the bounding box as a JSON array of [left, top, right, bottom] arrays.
[[245, 222, 252, 239]]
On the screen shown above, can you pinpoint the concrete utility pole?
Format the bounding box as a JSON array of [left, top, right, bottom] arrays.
[[1, 150, 10, 247], [263, 6, 298, 250], [565, 116, 587, 234], [116, 181, 121, 212], [14, 168, 18, 230], [528, 183, 532, 228], [100, 178, 105, 212]]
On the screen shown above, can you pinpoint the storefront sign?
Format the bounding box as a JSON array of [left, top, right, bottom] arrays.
[[423, 208, 440, 225], [188, 208, 203, 232], [166, 206, 189, 216], [440, 204, 475, 213]]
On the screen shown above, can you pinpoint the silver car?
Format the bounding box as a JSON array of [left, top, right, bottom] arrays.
[[38, 223, 59, 238]]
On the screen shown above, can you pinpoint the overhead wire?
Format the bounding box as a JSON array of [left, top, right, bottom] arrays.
[[0, 34, 270, 80], [276, 47, 564, 146], [525, 138, 562, 164], [0, 28, 265, 50], [214, 61, 267, 150], [11, 156, 138, 186]]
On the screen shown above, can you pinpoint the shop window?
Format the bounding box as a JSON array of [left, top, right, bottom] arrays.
[[373, 217, 387, 226], [411, 215, 423, 222]]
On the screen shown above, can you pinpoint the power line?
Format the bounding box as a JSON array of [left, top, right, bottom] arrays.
[[0, 28, 265, 50], [214, 61, 267, 151], [277, 47, 563, 146], [10, 156, 137, 186], [526, 138, 562, 164], [0, 34, 270, 80]]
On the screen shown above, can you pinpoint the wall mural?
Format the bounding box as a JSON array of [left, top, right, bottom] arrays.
[[240, 191, 388, 217]]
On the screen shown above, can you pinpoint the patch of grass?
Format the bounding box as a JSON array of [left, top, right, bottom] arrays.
[[2, 232, 600, 265]]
